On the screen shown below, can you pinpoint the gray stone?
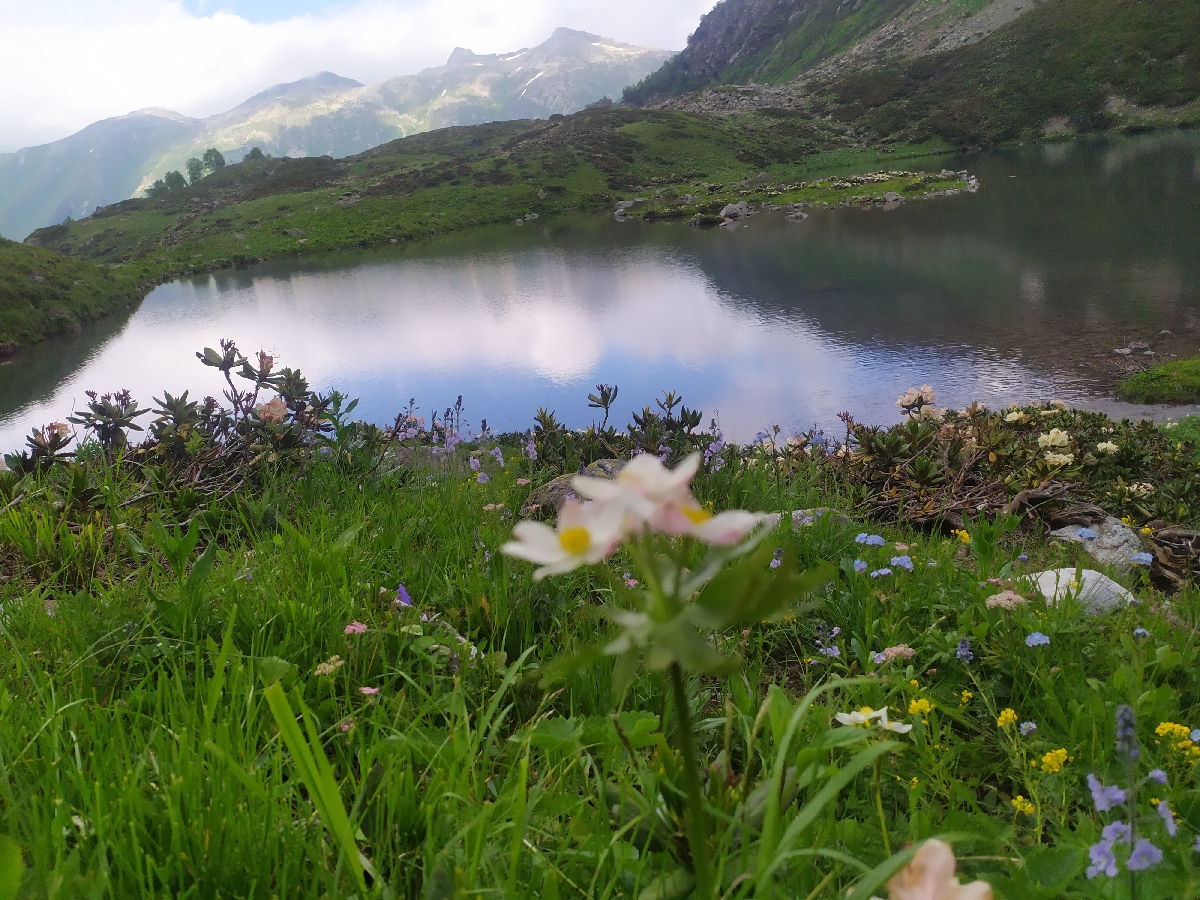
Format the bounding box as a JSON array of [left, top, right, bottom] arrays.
[[1029, 568, 1135, 614], [1050, 516, 1143, 572], [791, 507, 853, 530], [527, 459, 627, 515], [882, 191, 902, 203], [721, 201, 750, 219]]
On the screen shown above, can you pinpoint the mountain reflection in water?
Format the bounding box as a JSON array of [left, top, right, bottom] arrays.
[[2, 132, 1197, 451]]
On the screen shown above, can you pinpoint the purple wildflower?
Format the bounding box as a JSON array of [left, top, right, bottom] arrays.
[[1133, 627, 1150, 638], [490, 447, 504, 466], [1087, 774, 1127, 812], [1086, 841, 1118, 879], [1192, 729, 1200, 743], [344, 621, 368, 636], [1126, 839, 1163, 871], [470, 457, 480, 471], [956, 638, 973, 664], [525, 440, 537, 461], [395, 585, 413, 607], [855, 533, 886, 546], [1026, 631, 1050, 647], [770, 548, 784, 569], [853, 559, 868, 574], [819, 646, 841, 659], [869, 568, 892, 578], [1116, 705, 1139, 760], [1020, 721, 1036, 736], [1131, 552, 1153, 566], [873, 652, 886, 665], [890, 555, 914, 572], [1148, 769, 1168, 785], [1017, 553, 1029, 562], [1102, 820, 1132, 843], [477, 472, 490, 484], [1158, 801, 1178, 837]]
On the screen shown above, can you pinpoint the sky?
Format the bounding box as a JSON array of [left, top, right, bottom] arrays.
[[0, 0, 717, 153]]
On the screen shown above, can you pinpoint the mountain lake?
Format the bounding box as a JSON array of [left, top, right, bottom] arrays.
[[2, 131, 1199, 450]]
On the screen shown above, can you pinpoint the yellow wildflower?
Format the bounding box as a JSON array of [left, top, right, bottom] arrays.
[[1011, 795, 1035, 815], [960, 690, 973, 705], [911, 777, 920, 788], [997, 708, 1018, 728], [953, 529, 971, 544], [1142, 526, 1153, 535], [910, 679, 919, 688], [909, 698, 933, 716], [1041, 748, 1068, 775]]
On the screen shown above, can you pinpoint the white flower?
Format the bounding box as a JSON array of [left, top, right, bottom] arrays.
[[895, 384, 937, 411], [887, 839, 994, 900], [573, 453, 768, 546], [835, 706, 913, 734], [256, 396, 287, 424], [1043, 451, 1075, 467], [501, 500, 625, 580], [1129, 482, 1154, 498], [1096, 441, 1119, 455], [1037, 428, 1070, 449], [1004, 411, 1026, 423]]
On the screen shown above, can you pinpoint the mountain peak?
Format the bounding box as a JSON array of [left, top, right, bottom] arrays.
[[446, 47, 481, 65]]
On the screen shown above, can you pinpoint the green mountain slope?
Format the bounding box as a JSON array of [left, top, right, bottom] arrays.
[[626, 0, 1200, 147], [0, 239, 143, 351], [0, 29, 672, 243], [819, 0, 1200, 145], [24, 107, 964, 279]]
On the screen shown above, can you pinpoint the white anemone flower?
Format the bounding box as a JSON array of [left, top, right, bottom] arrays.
[[501, 500, 625, 580], [835, 706, 913, 734], [573, 453, 767, 545], [573, 452, 699, 524]]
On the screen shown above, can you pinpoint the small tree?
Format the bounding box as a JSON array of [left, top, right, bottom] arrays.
[[164, 170, 186, 192], [186, 157, 204, 184], [202, 148, 226, 174], [244, 146, 265, 161]]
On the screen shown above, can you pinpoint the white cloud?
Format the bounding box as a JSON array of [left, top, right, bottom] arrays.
[[0, 0, 714, 152]]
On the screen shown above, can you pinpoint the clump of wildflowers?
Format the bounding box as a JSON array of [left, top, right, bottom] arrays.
[[344, 621, 368, 636], [1012, 795, 1035, 815], [986, 590, 1026, 611], [997, 708, 1018, 728], [890, 554, 914, 572], [1025, 631, 1050, 647], [314, 655, 344, 676], [855, 533, 886, 546], [1039, 748, 1068, 775]]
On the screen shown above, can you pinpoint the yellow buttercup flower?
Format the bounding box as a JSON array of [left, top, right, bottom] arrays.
[[1011, 795, 1035, 815], [953, 529, 971, 544], [997, 708, 1018, 728], [909, 698, 932, 716], [960, 690, 973, 705], [1041, 748, 1068, 775]]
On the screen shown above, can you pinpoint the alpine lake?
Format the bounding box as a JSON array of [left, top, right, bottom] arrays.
[[3, 131, 1199, 451]]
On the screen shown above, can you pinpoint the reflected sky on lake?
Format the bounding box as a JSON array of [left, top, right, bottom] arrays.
[[2, 132, 1198, 451]]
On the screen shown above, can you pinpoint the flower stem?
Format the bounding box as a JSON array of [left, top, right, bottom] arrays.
[[873, 758, 891, 858], [670, 662, 715, 900]]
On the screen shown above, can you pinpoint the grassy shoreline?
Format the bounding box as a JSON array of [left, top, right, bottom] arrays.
[[2, 352, 1200, 895], [1118, 358, 1200, 405]]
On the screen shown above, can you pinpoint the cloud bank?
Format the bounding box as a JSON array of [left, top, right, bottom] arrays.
[[0, 0, 715, 152]]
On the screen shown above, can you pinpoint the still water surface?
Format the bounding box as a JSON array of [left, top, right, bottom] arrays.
[[2, 133, 1198, 450]]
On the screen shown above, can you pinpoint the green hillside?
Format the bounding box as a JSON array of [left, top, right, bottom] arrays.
[[26, 109, 962, 278], [0, 239, 144, 352], [821, 0, 1200, 145]]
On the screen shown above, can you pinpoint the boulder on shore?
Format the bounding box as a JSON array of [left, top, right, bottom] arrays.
[[1028, 568, 1134, 614], [1049, 516, 1143, 572], [526, 459, 626, 516]]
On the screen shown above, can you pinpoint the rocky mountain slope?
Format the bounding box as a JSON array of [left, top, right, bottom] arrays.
[[0, 29, 672, 241], [627, 0, 1200, 147]]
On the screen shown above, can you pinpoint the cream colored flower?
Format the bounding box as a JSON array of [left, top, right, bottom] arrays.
[[1037, 428, 1070, 449], [256, 396, 287, 424], [501, 499, 625, 580], [985, 590, 1027, 611], [1004, 411, 1027, 423], [1096, 441, 1119, 455], [895, 385, 937, 411], [1043, 451, 1074, 467], [1129, 482, 1154, 498], [886, 839, 993, 900]]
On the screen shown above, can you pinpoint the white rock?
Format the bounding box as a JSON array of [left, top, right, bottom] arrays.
[[1029, 568, 1135, 614], [1050, 517, 1143, 572]]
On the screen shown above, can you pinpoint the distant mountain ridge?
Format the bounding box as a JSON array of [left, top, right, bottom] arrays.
[[0, 28, 673, 240]]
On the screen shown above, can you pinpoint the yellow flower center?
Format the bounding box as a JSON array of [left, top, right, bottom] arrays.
[[558, 527, 591, 555], [682, 505, 713, 525]]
